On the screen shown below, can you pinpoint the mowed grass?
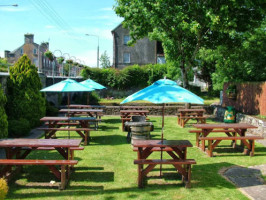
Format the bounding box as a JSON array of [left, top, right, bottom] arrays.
[[6, 116, 266, 200]]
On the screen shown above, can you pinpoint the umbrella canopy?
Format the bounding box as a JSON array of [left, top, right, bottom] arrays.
[[81, 79, 106, 90], [41, 78, 95, 93], [121, 79, 204, 104]]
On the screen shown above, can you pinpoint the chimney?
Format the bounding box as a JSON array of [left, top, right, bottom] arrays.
[[24, 33, 34, 44], [4, 50, 10, 58]]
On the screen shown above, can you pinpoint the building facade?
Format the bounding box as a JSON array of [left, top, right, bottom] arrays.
[[111, 23, 165, 69], [4, 34, 61, 76]]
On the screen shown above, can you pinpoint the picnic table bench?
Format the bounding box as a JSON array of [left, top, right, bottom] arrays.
[[191, 123, 263, 157], [0, 138, 82, 190], [177, 109, 207, 127], [133, 140, 196, 188]]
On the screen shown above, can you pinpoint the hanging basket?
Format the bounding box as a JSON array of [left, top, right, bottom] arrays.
[[44, 51, 54, 61], [66, 59, 73, 64], [226, 84, 237, 100], [57, 57, 64, 64]]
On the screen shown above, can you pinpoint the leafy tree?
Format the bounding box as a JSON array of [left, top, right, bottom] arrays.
[[6, 55, 46, 130], [114, 0, 266, 88], [0, 84, 8, 138], [0, 58, 10, 72], [99, 51, 111, 68]]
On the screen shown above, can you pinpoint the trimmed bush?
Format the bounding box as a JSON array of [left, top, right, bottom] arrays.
[[0, 84, 8, 139], [6, 55, 46, 130], [8, 119, 31, 138]]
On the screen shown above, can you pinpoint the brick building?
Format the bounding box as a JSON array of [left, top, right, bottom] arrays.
[[4, 33, 61, 76], [111, 23, 165, 69]]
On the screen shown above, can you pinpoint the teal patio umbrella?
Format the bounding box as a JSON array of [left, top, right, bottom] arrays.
[[121, 78, 204, 140], [41, 78, 95, 107], [81, 79, 106, 90], [80, 79, 106, 104]]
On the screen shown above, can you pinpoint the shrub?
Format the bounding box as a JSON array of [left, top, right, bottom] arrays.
[[6, 55, 46, 130], [8, 119, 31, 138], [0, 178, 8, 200], [46, 101, 59, 116], [0, 84, 8, 139]]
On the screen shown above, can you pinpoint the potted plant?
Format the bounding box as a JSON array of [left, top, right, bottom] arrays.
[[226, 84, 237, 99], [66, 59, 73, 64], [57, 57, 64, 64], [44, 50, 54, 61]]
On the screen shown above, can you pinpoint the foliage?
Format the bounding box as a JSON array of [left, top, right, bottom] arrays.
[[226, 84, 236, 95], [8, 118, 31, 137], [45, 101, 59, 116], [56, 57, 64, 64], [100, 51, 111, 68], [0, 58, 9, 72], [44, 50, 54, 61], [6, 55, 46, 130], [66, 59, 73, 64], [114, 1, 266, 88], [0, 178, 8, 200], [0, 84, 8, 139]]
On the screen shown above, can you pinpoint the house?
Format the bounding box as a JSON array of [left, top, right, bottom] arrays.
[[4, 33, 60, 76], [111, 23, 165, 69]]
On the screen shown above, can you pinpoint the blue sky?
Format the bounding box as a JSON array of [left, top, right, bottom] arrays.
[[0, 0, 123, 67]]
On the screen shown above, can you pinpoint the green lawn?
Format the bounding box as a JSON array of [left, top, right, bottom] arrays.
[[6, 116, 266, 200]]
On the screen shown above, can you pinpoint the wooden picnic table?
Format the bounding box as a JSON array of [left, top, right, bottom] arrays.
[[69, 104, 106, 109], [59, 108, 103, 118], [120, 110, 149, 131], [177, 108, 207, 127], [132, 139, 196, 188], [0, 138, 82, 189], [191, 123, 262, 156], [39, 116, 97, 145]]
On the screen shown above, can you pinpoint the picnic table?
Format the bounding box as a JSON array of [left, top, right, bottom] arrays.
[[177, 108, 207, 127], [190, 123, 263, 156], [39, 116, 97, 145], [0, 138, 82, 190], [132, 139, 196, 188], [120, 110, 149, 131], [69, 104, 106, 109], [59, 108, 103, 118]]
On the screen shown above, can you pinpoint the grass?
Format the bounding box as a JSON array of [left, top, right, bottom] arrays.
[[5, 116, 266, 200]]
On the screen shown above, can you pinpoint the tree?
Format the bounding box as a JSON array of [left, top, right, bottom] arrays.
[[0, 84, 8, 139], [0, 58, 10, 72], [99, 51, 111, 68], [6, 55, 46, 129], [114, 0, 265, 88]]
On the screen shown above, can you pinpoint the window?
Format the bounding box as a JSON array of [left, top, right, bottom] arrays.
[[33, 48, 37, 54], [123, 35, 130, 45], [157, 56, 166, 64], [123, 53, 130, 63], [20, 48, 23, 55]]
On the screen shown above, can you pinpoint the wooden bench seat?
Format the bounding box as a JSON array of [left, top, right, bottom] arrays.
[[178, 116, 207, 128], [133, 147, 178, 152], [134, 159, 196, 188], [0, 159, 78, 190], [199, 135, 264, 157], [38, 128, 94, 131]]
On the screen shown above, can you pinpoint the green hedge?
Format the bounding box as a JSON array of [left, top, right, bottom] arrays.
[[80, 63, 182, 90], [0, 84, 8, 139]]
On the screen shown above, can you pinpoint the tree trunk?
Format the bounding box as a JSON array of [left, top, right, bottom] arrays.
[[180, 59, 189, 88]]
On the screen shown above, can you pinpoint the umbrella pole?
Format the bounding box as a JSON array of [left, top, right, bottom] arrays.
[[68, 93, 70, 139], [160, 103, 165, 176]]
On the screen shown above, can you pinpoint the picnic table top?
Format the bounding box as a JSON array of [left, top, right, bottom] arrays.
[[59, 109, 103, 113], [178, 109, 205, 112], [193, 123, 257, 129], [40, 116, 97, 121], [69, 104, 106, 108], [120, 110, 149, 113], [132, 139, 193, 148], [0, 138, 82, 148]]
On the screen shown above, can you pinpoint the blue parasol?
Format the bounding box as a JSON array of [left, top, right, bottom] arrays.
[[80, 79, 106, 90]]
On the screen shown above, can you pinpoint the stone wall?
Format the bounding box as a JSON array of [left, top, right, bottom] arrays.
[[213, 105, 266, 137]]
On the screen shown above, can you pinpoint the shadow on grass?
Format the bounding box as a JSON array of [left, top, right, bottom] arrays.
[[91, 135, 127, 145], [103, 119, 121, 124]]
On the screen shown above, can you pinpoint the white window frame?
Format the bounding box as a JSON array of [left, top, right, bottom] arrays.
[[20, 48, 23, 55], [123, 52, 130, 64], [123, 35, 130, 45]]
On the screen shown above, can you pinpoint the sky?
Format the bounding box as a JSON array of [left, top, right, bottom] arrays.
[[0, 0, 123, 67]]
